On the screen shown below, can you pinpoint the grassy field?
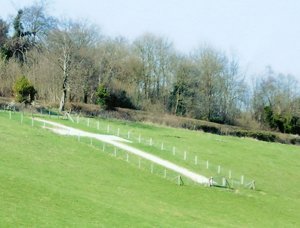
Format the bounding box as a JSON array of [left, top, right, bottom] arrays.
[[1, 111, 300, 227]]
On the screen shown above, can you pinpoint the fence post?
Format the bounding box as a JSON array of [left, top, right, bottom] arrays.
[[222, 177, 226, 187]]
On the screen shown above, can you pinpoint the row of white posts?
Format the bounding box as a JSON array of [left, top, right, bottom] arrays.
[[8, 111, 247, 187]]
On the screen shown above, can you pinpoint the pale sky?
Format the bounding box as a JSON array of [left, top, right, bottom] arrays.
[[1, 0, 300, 80]]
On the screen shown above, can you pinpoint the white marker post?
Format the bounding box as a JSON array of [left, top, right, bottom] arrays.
[[194, 155, 198, 165]]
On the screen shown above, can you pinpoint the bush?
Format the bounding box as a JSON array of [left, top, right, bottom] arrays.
[[13, 76, 36, 103]]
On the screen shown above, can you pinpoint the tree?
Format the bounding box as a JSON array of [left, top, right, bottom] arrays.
[[13, 76, 36, 103], [133, 33, 175, 107], [168, 57, 197, 116]]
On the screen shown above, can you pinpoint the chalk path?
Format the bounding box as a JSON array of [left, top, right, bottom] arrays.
[[35, 118, 209, 185]]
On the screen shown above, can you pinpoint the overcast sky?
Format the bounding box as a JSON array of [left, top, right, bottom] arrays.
[[1, 0, 300, 80]]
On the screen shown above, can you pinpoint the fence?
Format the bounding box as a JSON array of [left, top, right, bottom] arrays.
[[0, 108, 256, 189]]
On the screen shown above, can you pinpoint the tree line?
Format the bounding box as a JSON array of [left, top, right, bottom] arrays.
[[1, 1, 300, 134]]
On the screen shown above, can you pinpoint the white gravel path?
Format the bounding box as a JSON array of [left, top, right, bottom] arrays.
[[35, 118, 209, 185]]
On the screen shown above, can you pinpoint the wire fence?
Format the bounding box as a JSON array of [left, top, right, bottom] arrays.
[[0, 108, 256, 190]]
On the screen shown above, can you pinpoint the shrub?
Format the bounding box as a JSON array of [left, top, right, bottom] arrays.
[[13, 76, 36, 103]]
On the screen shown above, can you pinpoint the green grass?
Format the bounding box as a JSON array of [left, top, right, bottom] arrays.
[[1, 111, 300, 227]]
